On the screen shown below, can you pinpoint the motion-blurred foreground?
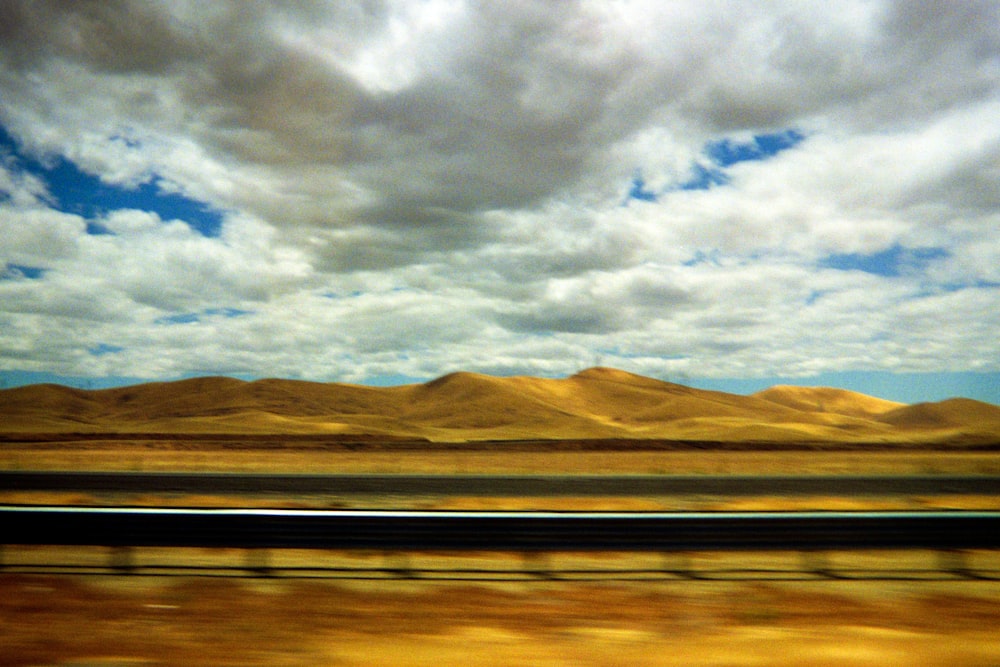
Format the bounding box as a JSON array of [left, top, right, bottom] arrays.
[[3, 574, 1000, 666]]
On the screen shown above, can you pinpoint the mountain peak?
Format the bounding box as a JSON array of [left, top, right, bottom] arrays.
[[572, 366, 661, 383]]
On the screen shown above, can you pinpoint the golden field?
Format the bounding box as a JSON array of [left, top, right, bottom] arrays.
[[2, 575, 1000, 667]]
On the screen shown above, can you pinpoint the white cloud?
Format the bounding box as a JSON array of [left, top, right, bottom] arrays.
[[0, 0, 998, 387]]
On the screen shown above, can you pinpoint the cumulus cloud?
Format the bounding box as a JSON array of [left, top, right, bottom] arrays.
[[0, 0, 997, 389]]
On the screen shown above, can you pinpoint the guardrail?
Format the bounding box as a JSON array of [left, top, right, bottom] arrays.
[[3, 507, 1000, 552]]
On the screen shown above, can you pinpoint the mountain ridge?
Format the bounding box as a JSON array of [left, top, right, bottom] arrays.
[[1, 368, 998, 444]]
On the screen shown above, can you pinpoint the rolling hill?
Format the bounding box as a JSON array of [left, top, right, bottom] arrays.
[[1, 367, 998, 444]]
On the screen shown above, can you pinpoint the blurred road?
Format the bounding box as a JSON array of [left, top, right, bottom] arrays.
[[1, 472, 997, 496]]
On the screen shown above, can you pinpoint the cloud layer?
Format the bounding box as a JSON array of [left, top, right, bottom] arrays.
[[1, 0, 998, 387]]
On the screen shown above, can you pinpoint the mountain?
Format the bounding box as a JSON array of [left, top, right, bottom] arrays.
[[876, 398, 1000, 429], [752, 385, 904, 418], [1, 367, 997, 444]]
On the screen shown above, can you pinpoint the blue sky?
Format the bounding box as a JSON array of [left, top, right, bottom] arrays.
[[1, 1, 998, 405], [627, 130, 806, 202], [0, 125, 223, 237]]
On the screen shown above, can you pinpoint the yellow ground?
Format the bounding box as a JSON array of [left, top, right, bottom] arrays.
[[3, 490, 1000, 513], [2, 574, 999, 666], [3, 446, 999, 475]]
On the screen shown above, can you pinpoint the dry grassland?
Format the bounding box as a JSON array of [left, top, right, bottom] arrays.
[[4, 490, 1000, 513], [3, 446, 1000, 475], [2, 574, 1000, 666]]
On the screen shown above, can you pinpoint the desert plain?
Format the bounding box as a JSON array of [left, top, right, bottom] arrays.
[[2, 367, 1000, 665]]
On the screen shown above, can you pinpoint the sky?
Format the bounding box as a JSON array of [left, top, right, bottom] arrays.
[[0, 1, 998, 405]]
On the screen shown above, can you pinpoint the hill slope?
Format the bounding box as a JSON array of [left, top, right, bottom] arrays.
[[753, 385, 904, 418], [877, 398, 1000, 429], [1, 368, 997, 444]]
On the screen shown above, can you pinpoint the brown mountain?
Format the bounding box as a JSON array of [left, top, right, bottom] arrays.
[[1, 367, 997, 444]]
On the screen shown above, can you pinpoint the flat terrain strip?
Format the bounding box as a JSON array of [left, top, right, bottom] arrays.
[[2, 472, 999, 495]]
